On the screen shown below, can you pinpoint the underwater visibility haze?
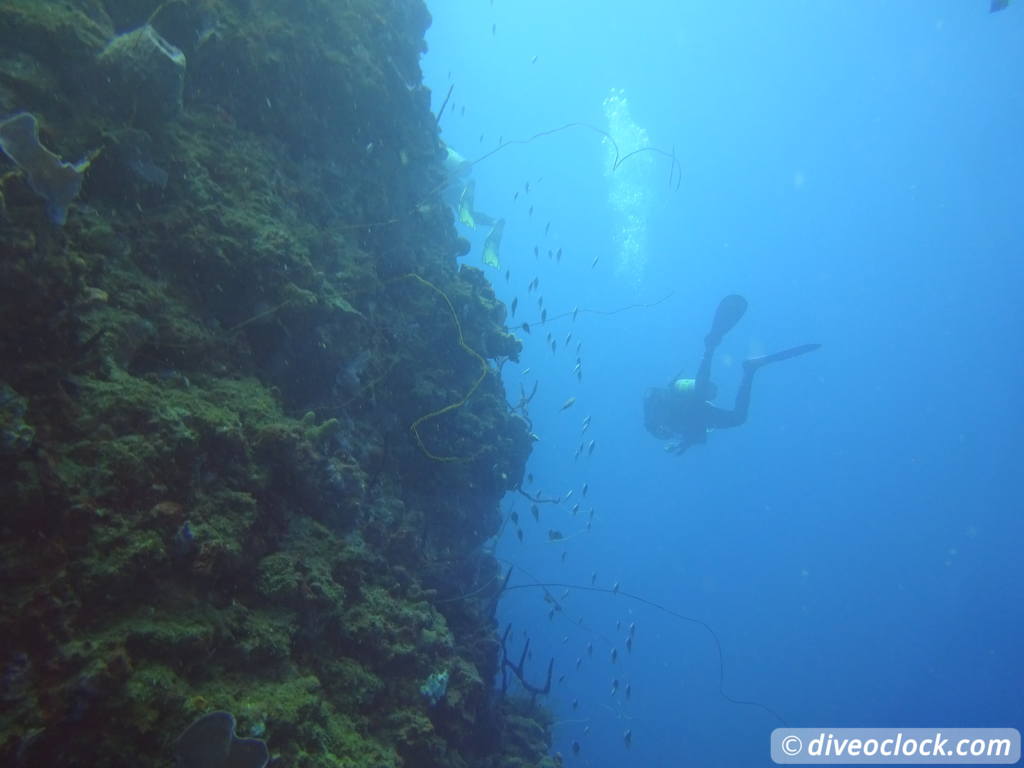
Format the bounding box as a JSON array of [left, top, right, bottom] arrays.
[[0, 0, 1021, 766]]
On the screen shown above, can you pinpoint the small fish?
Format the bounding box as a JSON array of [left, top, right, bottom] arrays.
[[498, 135, 503, 145], [572, 697, 579, 710], [625, 683, 632, 700], [625, 636, 633, 653], [545, 221, 551, 235], [624, 730, 632, 748], [570, 502, 580, 515], [616, 620, 621, 631], [505, 269, 510, 282], [611, 678, 619, 694], [556, 247, 562, 262], [548, 529, 564, 541], [586, 642, 593, 656], [510, 510, 519, 524], [550, 339, 556, 354], [522, 368, 531, 375], [516, 528, 523, 542], [513, 191, 519, 201], [591, 256, 599, 268], [572, 306, 580, 321], [564, 490, 573, 501], [510, 297, 518, 316], [611, 648, 618, 664], [528, 473, 534, 484], [612, 581, 620, 593], [531, 55, 539, 64], [521, 322, 531, 334], [538, 296, 544, 308], [460, 105, 465, 116], [528, 205, 534, 217], [582, 483, 588, 496], [575, 658, 582, 670], [629, 622, 636, 636], [591, 571, 597, 585], [560, 397, 576, 411], [533, 245, 539, 258], [491, 22, 496, 35], [560, 551, 567, 563], [531, 504, 539, 521], [479, 133, 485, 142], [525, 181, 531, 193], [588, 507, 595, 519], [587, 439, 596, 455]]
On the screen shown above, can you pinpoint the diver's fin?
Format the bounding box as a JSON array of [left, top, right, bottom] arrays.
[[706, 294, 748, 346], [482, 218, 505, 269], [458, 181, 477, 228], [744, 343, 821, 370]]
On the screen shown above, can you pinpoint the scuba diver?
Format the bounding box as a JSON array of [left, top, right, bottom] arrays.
[[643, 295, 820, 455]]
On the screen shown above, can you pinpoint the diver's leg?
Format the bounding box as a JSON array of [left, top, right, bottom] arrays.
[[694, 296, 748, 396], [706, 365, 754, 429], [693, 341, 716, 396], [707, 345, 821, 431]]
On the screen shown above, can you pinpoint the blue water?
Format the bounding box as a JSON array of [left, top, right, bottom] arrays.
[[423, 2, 1023, 765]]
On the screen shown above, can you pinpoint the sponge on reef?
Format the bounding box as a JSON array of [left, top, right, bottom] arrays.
[[0, 112, 92, 225], [97, 25, 187, 124], [173, 711, 269, 768]]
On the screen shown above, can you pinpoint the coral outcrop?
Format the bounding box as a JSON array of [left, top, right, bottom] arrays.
[[0, 0, 544, 766]]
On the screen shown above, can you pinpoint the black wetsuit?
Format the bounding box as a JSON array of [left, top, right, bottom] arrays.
[[643, 295, 819, 454], [643, 338, 754, 453]]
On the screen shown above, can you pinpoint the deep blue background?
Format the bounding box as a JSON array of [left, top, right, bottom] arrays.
[[422, 2, 1023, 765]]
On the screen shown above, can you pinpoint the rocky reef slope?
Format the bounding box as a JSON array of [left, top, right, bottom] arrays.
[[0, 0, 545, 765]]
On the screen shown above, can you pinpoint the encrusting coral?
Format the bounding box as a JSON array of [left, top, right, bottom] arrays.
[[0, 0, 546, 766]]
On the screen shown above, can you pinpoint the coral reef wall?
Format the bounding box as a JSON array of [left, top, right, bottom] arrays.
[[0, 0, 545, 765]]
